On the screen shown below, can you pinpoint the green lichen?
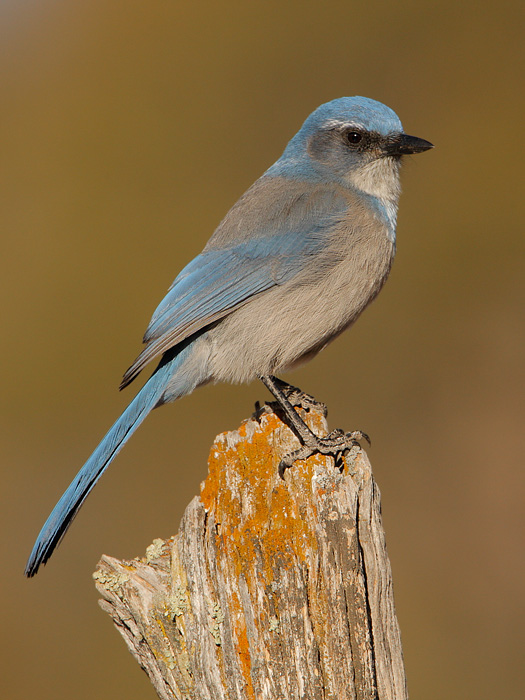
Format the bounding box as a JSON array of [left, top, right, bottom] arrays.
[[145, 537, 165, 562], [268, 615, 279, 632], [210, 602, 224, 645], [92, 568, 130, 594], [165, 583, 188, 619]]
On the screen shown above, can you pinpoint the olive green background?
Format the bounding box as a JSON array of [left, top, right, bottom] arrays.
[[2, 1, 523, 698]]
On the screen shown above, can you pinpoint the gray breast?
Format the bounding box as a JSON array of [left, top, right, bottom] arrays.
[[205, 196, 395, 384]]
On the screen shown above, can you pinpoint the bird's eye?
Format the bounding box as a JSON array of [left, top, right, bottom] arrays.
[[345, 130, 363, 146]]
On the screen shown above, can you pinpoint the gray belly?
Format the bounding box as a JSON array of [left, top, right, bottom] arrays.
[[205, 230, 395, 384]]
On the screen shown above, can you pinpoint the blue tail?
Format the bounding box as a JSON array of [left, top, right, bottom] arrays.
[[25, 343, 199, 577]]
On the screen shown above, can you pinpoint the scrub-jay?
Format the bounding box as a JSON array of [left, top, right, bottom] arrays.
[[25, 96, 432, 576]]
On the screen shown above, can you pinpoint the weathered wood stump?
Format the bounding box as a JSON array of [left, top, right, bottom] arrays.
[[93, 396, 407, 700]]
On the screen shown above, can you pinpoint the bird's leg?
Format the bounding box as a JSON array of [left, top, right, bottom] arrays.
[[260, 375, 370, 477], [266, 376, 327, 415]]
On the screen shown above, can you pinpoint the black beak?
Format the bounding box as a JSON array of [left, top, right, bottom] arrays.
[[384, 134, 434, 156]]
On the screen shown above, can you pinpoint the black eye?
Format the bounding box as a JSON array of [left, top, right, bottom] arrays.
[[345, 130, 363, 145]]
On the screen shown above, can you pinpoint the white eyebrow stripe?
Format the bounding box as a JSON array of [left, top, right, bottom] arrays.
[[321, 119, 363, 130]]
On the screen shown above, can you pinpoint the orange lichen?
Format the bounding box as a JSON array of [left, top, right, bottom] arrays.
[[230, 588, 256, 700], [196, 405, 365, 692], [94, 401, 384, 698], [200, 409, 329, 588]]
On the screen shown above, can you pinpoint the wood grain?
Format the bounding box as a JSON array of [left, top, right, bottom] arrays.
[[94, 399, 407, 700]]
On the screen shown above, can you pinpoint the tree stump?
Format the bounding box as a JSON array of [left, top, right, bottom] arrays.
[[93, 396, 407, 700]]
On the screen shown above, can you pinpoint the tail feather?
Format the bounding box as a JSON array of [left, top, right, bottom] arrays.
[[24, 363, 171, 577]]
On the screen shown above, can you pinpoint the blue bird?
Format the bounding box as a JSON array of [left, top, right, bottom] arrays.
[[25, 96, 432, 576]]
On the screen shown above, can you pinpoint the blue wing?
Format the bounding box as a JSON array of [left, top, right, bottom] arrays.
[[120, 179, 347, 388]]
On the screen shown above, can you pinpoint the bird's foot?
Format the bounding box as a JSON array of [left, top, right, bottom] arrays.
[[279, 428, 370, 478], [259, 376, 370, 479]]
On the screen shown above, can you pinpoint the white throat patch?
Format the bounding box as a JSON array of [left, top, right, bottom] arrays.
[[345, 157, 401, 235]]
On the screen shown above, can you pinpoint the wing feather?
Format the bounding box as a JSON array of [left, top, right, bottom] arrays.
[[120, 180, 348, 389]]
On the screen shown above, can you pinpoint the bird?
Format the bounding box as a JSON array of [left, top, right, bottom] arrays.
[[25, 96, 433, 577]]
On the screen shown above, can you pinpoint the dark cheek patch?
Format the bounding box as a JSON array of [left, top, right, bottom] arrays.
[[307, 131, 337, 162]]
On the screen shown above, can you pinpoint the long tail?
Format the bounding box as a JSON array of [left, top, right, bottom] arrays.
[[25, 343, 200, 577]]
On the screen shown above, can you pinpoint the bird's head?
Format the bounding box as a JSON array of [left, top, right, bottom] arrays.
[[271, 96, 433, 203]]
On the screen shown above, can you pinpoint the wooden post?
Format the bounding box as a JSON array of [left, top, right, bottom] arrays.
[[93, 395, 407, 700]]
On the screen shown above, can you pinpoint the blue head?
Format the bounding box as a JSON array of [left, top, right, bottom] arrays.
[[267, 96, 432, 197], [299, 96, 404, 141]]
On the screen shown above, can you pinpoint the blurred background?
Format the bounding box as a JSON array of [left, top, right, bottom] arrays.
[[2, 1, 523, 698]]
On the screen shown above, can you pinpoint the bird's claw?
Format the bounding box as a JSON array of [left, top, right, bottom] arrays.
[[278, 428, 370, 478], [345, 429, 371, 446]]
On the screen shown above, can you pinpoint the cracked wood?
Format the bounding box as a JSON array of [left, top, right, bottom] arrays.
[[94, 399, 407, 700]]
